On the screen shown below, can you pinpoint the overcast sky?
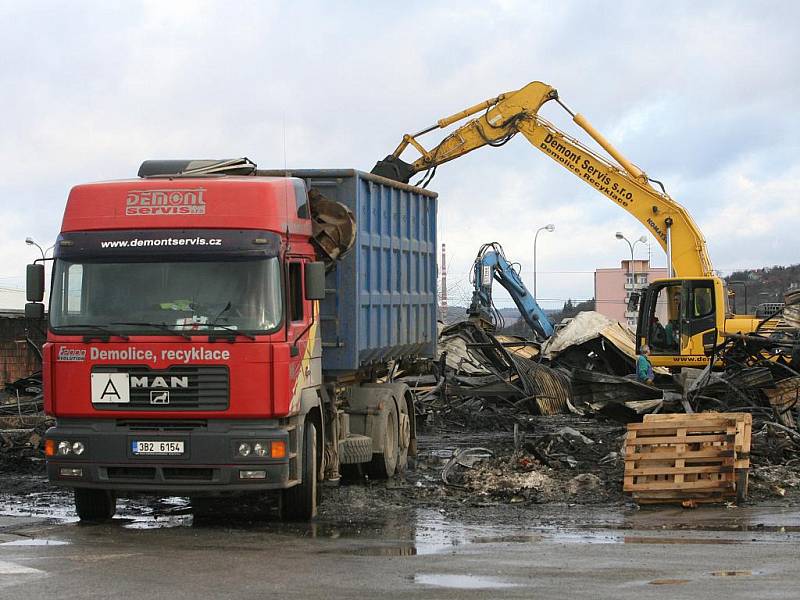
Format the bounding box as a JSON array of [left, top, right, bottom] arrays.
[[1, 0, 798, 313]]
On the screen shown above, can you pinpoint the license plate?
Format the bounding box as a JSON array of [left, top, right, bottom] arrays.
[[132, 440, 184, 455]]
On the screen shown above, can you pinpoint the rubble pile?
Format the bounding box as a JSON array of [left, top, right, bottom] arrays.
[[421, 415, 626, 505], [408, 311, 800, 436], [400, 321, 572, 431], [400, 310, 800, 505], [405, 312, 670, 428], [539, 311, 645, 376], [0, 371, 50, 470], [684, 339, 800, 434]]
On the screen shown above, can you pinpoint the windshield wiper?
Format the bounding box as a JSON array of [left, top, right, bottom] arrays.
[[52, 324, 129, 341], [111, 321, 193, 340], [202, 322, 257, 341], [203, 302, 257, 340]]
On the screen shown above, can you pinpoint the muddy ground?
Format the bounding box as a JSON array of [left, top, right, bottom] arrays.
[[1, 413, 798, 522]]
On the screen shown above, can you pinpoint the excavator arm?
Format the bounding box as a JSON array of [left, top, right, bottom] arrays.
[[372, 81, 713, 278], [468, 242, 554, 340]]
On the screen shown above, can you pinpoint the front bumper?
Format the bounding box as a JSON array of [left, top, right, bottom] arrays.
[[45, 418, 297, 493]]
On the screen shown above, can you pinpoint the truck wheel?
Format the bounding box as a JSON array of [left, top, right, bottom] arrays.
[[74, 488, 116, 521], [282, 422, 318, 521], [368, 402, 398, 479], [395, 396, 412, 474]]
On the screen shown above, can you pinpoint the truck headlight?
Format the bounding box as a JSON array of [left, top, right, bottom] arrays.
[[72, 442, 85, 455], [57, 441, 72, 456], [237, 442, 252, 457], [253, 443, 268, 457]]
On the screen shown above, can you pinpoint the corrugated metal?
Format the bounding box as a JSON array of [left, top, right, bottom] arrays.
[[265, 170, 437, 374]]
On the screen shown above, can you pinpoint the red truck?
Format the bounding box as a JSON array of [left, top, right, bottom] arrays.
[[26, 159, 437, 520]]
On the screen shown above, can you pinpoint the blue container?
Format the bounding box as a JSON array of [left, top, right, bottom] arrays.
[[265, 169, 438, 374]]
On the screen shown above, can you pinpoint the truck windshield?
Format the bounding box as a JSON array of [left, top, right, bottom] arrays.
[[50, 257, 283, 334]]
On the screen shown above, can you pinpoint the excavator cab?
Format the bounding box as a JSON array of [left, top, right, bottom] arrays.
[[636, 277, 725, 368]]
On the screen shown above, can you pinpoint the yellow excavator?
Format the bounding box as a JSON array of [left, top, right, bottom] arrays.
[[371, 81, 762, 369]]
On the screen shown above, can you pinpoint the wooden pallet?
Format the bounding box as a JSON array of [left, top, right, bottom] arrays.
[[624, 413, 751, 506], [763, 376, 800, 428]]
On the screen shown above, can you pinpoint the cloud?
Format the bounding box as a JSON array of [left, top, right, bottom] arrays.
[[0, 0, 798, 320]]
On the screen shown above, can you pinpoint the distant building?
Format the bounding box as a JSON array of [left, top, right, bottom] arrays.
[[594, 260, 668, 328]]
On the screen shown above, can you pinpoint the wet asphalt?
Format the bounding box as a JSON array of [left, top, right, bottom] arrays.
[[1, 491, 800, 599]]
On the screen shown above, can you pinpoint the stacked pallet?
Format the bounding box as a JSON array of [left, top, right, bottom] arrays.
[[624, 413, 751, 506]]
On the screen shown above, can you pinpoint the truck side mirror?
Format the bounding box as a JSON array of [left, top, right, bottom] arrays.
[[627, 291, 640, 313], [305, 261, 326, 300], [26, 263, 45, 302], [25, 302, 45, 320]]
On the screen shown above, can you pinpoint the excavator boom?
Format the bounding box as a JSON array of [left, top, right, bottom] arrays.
[[371, 81, 713, 278], [372, 80, 770, 368]]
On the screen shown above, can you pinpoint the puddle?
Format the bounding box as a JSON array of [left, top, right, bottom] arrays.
[[415, 574, 520, 589], [649, 579, 690, 585], [121, 515, 194, 530], [0, 538, 70, 546], [627, 507, 800, 533], [116, 497, 194, 530], [711, 570, 754, 577], [333, 544, 419, 556], [0, 491, 80, 523], [472, 534, 543, 544], [624, 536, 748, 545], [315, 513, 787, 558], [545, 531, 623, 544]]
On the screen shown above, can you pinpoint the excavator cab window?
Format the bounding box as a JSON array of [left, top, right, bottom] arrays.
[[641, 282, 682, 355], [686, 280, 717, 354], [692, 285, 714, 319]]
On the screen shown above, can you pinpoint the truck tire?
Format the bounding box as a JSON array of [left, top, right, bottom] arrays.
[[368, 402, 398, 479], [339, 435, 373, 465], [74, 488, 116, 521], [395, 395, 412, 474], [282, 422, 318, 521]]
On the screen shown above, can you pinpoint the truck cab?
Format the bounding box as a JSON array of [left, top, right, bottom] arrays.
[[32, 174, 329, 519]]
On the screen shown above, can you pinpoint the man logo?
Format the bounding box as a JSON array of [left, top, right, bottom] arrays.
[[131, 376, 188, 389], [150, 390, 170, 405]]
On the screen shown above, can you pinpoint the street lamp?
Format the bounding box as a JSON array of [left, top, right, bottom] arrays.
[[25, 237, 54, 260], [615, 232, 648, 324], [25, 237, 45, 260], [615, 231, 648, 269], [533, 224, 555, 298]]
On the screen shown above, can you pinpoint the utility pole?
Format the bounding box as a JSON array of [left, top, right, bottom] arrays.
[[616, 232, 647, 327], [533, 224, 555, 299], [440, 243, 448, 321]]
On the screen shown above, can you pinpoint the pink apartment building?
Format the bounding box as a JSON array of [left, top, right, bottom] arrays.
[[594, 260, 669, 328]]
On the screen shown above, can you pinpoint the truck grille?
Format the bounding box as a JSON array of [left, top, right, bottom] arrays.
[[115, 420, 208, 431], [93, 366, 229, 411]]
